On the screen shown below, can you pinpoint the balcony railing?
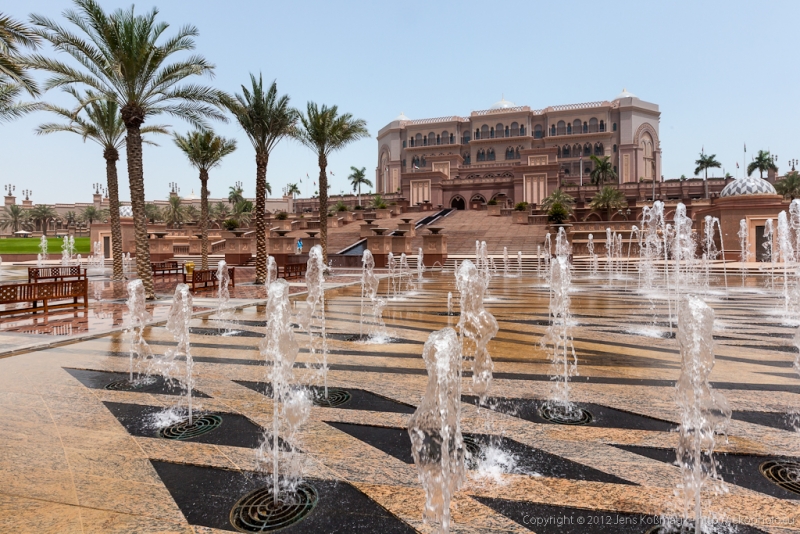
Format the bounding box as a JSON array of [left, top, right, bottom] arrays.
[[408, 138, 457, 148], [473, 130, 526, 140], [550, 125, 606, 136]]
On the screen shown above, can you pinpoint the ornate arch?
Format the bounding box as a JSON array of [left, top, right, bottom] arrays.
[[583, 212, 602, 222], [633, 122, 660, 149]]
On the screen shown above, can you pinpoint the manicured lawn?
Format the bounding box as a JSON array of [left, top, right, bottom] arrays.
[[0, 237, 91, 254]]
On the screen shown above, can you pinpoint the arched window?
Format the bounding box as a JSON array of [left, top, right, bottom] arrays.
[[535, 125, 543, 139], [563, 167, 570, 175], [487, 148, 495, 161], [589, 118, 598, 133], [583, 143, 591, 156], [477, 149, 485, 162], [462, 152, 470, 165], [563, 144, 570, 158], [505, 147, 512, 160], [412, 156, 420, 167], [510, 122, 519, 136], [481, 125, 489, 139], [496, 123, 504, 138], [515, 147, 520, 159], [449, 133, 454, 144], [423, 135, 428, 146], [471, 194, 486, 204], [490, 127, 495, 138], [415, 133, 422, 146], [550, 125, 556, 136], [613, 144, 617, 153], [599, 120, 605, 132], [585, 166, 591, 175], [402, 159, 406, 167], [594, 142, 603, 155], [583, 121, 588, 133], [428, 132, 436, 145], [557, 120, 566, 135], [573, 143, 581, 156], [475, 128, 480, 140], [504, 125, 509, 137], [557, 146, 562, 158], [573, 119, 582, 133], [442, 131, 449, 144], [420, 156, 427, 167], [567, 124, 572, 135], [612, 122, 617, 132], [436, 134, 441, 145], [520, 125, 526, 135]]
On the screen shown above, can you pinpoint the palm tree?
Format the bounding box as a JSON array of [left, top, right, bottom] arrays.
[[348, 166, 372, 207], [37, 89, 167, 280], [27, 204, 57, 235], [589, 186, 628, 221], [589, 155, 617, 186], [775, 171, 800, 200], [231, 200, 253, 227], [294, 103, 369, 261], [0, 204, 29, 233], [185, 205, 200, 223], [0, 13, 41, 95], [30, 1, 225, 298], [163, 196, 187, 228], [286, 183, 300, 199], [211, 201, 231, 226], [228, 184, 245, 205], [540, 189, 576, 212], [63, 210, 77, 226], [144, 203, 161, 224], [221, 74, 296, 284], [173, 130, 236, 269], [748, 150, 778, 179], [694, 152, 721, 199], [0, 82, 42, 123], [80, 205, 107, 225]]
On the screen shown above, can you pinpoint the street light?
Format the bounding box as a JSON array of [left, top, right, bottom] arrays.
[[4, 184, 14, 197], [789, 159, 798, 172], [22, 189, 31, 201]]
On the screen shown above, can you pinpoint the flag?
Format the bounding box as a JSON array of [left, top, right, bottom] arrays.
[[736, 162, 739, 168], [330, 171, 334, 176]]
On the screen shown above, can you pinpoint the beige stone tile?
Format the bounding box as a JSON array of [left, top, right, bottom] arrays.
[[0, 493, 83, 534], [64, 447, 161, 484], [73, 473, 185, 523], [0, 461, 77, 504]]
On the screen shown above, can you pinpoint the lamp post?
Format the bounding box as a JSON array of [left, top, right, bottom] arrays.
[[4, 184, 15, 198], [790, 159, 798, 172], [22, 189, 31, 201]]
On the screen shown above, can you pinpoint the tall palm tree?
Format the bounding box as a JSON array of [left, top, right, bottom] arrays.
[[231, 200, 253, 228], [286, 183, 300, 199], [30, 0, 225, 298], [694, 152, 721, 199], [163, 195, 187, 228], [775, 171, 800, 201], [348, 166, 372, 207], [0, 204, 29, 233], [36, 89, 167, 280], [228, 184, 244, 205], [748, 150, 778, 179], [27, 204, 57, 235], [0, 82, 41, 123], [294, 103, 369, 261], [0, 13, 41, 95], [173, 129, 236, 269], [589, 186, 628, 221], [589, 155, 617, 186], [221, 74, 296, 284], [540, 188, 576, 212], [80, 205, 107, 225], [144, 203, 161, 224], [212, 201, 231, 226]]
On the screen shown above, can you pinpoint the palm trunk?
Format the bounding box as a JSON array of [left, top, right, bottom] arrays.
[[105, 147, 124, 281], [122, 106, 155, 299], [358, 184, 361, 207], [704, 169, 708, 199], [200, 171, 209, 271], [318, 153, 328, 263], [254, 152, 268, 284]]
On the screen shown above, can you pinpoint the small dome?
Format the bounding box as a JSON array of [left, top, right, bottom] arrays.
[[185, 189, 198, 200], [489, 96, 515, 110], [614, 88, 637, 100], [393, 111, 410, 121], [720, 175, 777, 198]]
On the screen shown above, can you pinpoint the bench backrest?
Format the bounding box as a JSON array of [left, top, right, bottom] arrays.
[[152, 261, 180, 269], [0, 279, 87, 303], [28, 266, 85, 281]]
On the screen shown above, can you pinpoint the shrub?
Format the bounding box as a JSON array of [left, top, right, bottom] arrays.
[[334, 201, 349, 212], [487, 198, 498, 206], [223, 219, 238, 231], [547, 202, 570, 225], [371, 194, 388, 210], [275, 212, 289, 220], [514, 202, 529, 212], [354, 204, 364, 210]]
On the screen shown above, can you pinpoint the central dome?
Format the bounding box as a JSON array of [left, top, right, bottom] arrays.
[[720, 175, 777, 198], [489, 96, 515, 110]]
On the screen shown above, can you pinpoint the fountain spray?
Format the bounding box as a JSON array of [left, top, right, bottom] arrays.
[[737, 219, 751, 287], [360, 250, 386, 341], [265, 255, 277, 289], [503, 247, 509, 277], [417, 247, 425, 285], [587, 234, 599, 277], [260, 279, 310, 505], [216, 260, 233, 326], [675, 295, 730, 534], [297, 245, 329, 397], [456, 260, 498, 404], [39, 235, 48, 265], [407, 327, 465, 534], [165, 284, 194, 423], [125, 280, 152, 383], [517, 251, 522, 276]]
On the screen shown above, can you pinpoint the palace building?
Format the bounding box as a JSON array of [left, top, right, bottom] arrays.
[[375, 90, 661, 209]]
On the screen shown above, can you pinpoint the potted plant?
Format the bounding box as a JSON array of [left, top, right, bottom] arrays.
[[487, 198, 501, 216], [513, 202, 529, 224], [547, 202, 571, 226], [223, 218, 247, 237], [372, 194, 391, 219]]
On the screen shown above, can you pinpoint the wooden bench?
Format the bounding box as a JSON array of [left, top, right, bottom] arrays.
[[28, 266, 86, 283], [0, 279, 88, 316], [280, 263, 306, 280], [182, 267, 236, 292], [151, 261, 183, 278]]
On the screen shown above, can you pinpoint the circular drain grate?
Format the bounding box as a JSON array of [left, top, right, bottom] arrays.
[[760, 460, 800, 495], [230, 483, 318, 533], [462, 435, 481, 458], [104, 376, 156, 391], [540, 404, 593, 425], [158, 414, 222, 440], [311, 388, 351, 408]]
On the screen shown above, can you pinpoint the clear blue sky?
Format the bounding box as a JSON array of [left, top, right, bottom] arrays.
[[3, 0, 798, 204]]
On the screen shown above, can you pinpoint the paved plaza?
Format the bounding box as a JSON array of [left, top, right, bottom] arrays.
[[0, 268, 798, 533]]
